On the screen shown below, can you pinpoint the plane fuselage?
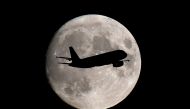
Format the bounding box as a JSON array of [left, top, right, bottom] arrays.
[[69, 50, 127, 68]]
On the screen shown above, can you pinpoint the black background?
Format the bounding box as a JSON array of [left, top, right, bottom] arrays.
[[2, 1, 187, 109]]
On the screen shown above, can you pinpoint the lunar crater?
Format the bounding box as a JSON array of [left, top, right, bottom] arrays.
[[124, 38, 132, 49], [63, 77, 92, 97]]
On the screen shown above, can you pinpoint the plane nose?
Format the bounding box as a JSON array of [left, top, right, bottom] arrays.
[[121, 50, 127, 58]]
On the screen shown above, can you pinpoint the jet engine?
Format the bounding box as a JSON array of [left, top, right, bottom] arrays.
[[113, 61, 124, 67]]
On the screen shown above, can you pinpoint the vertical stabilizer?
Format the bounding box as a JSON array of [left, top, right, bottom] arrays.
[[69, 47, 80, 62]]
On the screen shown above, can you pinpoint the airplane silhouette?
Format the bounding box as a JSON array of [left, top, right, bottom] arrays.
[[56, 46, 129, 68]]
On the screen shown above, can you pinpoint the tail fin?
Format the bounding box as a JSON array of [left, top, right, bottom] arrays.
[[69, 46, 80, 61]]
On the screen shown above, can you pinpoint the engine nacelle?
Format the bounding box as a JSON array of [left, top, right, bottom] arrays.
[[113, 61, 124, 67]]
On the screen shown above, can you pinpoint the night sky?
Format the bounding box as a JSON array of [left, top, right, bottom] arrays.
[[2, 1, 186, 108]]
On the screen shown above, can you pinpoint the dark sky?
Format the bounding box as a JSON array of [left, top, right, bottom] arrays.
[[2, 1, 187, 109]]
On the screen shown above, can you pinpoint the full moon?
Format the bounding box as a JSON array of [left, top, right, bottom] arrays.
[[46, 14, 141, 109]]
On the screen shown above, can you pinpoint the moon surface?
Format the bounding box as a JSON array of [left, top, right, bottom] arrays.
[[46, 14, 141, 109]]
